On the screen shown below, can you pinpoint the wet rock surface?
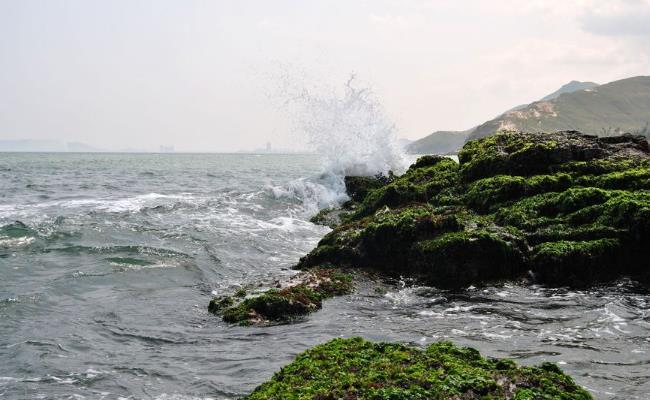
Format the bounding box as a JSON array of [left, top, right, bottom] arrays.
[[208, 268, 353, 325], [299, 131, 650, 288]]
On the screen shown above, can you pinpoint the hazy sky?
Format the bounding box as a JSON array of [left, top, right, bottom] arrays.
[[1, 0, 650, 152]]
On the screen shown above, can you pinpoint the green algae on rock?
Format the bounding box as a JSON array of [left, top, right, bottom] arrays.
[[208, 268, 353, 325], [243, 337, 593, 400], [458, 131, 648, 182], [309, 207, 349, 229], [299, 131, 650, 288], [344, 174, 394, 203]]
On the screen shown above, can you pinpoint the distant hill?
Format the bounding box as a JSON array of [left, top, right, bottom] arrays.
[[468, 76, 650, 141], [406, 131, 469, 154], [540, 80, 599, 101], [408, 80, 604, 154], [506, 80, 598, 113], [410, 77, 650, 154]]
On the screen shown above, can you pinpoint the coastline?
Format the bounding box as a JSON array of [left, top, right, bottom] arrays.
[[215, 130, 650, 399]]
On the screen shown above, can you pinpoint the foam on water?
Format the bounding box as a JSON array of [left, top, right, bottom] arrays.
[[0, 235, 35, 248], [266, 174, 348, 216]]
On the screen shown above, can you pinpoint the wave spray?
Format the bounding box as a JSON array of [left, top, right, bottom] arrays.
[[289, 74, 407, 176], [270, 74, 408, 215]]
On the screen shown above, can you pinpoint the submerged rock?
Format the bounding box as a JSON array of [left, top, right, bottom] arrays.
[[243, 337, 593, 399], [299, 131, 650, 288], [208, 268, 353, 325]]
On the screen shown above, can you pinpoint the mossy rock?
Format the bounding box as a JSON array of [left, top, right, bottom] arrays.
[[309, 207, 350, 228], [302, 131, 650, 290], [345, 174, 393, 203], [411, 230, 526, 288], [459, 130, 648, 182], [243, 337, 593, 399], [352, 158, 460, 218], [532, 239, 621, 285], [464, 173, 575, 213], [209, 268, 354, 325], [407, 154, 448, 170]]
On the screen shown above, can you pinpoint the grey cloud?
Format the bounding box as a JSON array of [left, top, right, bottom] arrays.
[[581, 5, 650, 36]]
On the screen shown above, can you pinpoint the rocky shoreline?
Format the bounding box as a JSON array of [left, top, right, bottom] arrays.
[[299, 130, 649, 288], [210, 131, 650, 398]]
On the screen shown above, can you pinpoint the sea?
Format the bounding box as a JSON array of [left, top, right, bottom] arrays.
[[1, 151, 649, 400]]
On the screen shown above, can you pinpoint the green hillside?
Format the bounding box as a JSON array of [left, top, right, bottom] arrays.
[[408, 80, 607, 155], [469, 76, 650, 141]]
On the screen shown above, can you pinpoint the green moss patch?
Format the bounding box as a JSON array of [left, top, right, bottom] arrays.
[[244, 337, 592, 400], [532, 239, 621, 285], [352, 158, 460, 218], [411, 230, 526, 288], [345, 174, 394, 203]]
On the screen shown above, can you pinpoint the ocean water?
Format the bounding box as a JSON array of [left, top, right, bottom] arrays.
[[1, 152, 649, 400]]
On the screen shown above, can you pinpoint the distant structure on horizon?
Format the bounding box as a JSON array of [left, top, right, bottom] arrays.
[[159, 145, 175, 153], [239, 140, 308, 154]]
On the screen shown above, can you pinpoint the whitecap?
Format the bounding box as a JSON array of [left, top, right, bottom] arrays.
[[109, 261, 179, 271], [0, 236, 35, 248]]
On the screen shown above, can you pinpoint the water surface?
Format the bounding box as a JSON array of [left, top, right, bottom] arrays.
[[1, 153, 648, 399]]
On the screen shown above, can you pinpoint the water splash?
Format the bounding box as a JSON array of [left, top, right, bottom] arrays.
[[266, 173, 349, 216], [288, 74, 407, 176], [273, 74, 408, 214]]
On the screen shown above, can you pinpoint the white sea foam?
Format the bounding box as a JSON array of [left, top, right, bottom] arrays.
[[0, 236, 35, 248], [71, 193, 199, 213], [267, 173, 348, 215], [0, 193, 204, 222], [108, 261, 179, 271]]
